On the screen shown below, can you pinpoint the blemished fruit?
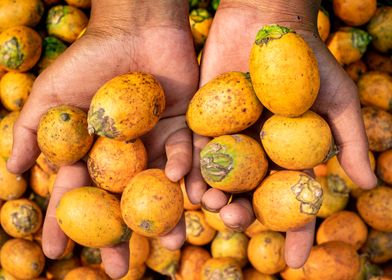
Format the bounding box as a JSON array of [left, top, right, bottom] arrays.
[[211, 231, 249, 268], [185, 210, 216, 246], [181, 178, 201, 210], [38, 36, 67, 73], [303, 241, 360, 280], [316, 176, 349, 218], [56, 187, 131, 248], [367, 7, 392, 54], [202, 208, 230, 232], [87, 137, 147, 193], [30, 154, 58, 198], [1, 238, 45, 280], [358, 71, 392, 111], [129, 232, 150, 267], [0, 157, 27, 200], [362, 106, 392, 152], [46, 5, 88, 43], [247, 231, 286, 275], [362, 229, 392, 264], [0, 0, 44, 32], [344, 59, 367, 82], [189, 8, 213, 47], [327, 28, 372, 65], [201, 257, 243, 280], [0, 72, 35, 111], [65, 0, 91, 9], [244, 219, 269, 238], [333, 0, 377, 26], [88, 72, 165, 141], [121, 169, 183, 237], [280, 267, 306, 280], [357, 186, 392, 232], [0, 26, 42, 72], [80, 247, 102, 269], [179, 246, 211, 280], [146, 238, 181, 277], [1, 199, 43, 238], [243, 268, 276, 280], [260, 111, 333, 170], [200, 134, 268, 193], [37, 105, 94, 166], [64, 267, 109, 280], [364, 50, 392, 74], [253, 171, 323, 232], [316, 211, 368, 250], [46, 257, 80, 280], [249, 24, 320, 117], [377, 149, 392, 185], [317, 8, 330, 42], [186, 72, 262, 137], [0, 111, 19, 160]]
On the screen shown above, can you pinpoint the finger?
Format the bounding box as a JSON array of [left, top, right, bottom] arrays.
[[220, 198, 255, 231], [42, 162, 91, 259], [159, 215, 186, 251], [185, 133, 209, 204], [285, 219, 316, 268], [201, 188, 230, 212], [165, 127, 192, 182], [101, 242, 129, 279]]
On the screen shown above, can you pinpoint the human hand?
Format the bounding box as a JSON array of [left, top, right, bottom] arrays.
[[186, 0, 377, 268]]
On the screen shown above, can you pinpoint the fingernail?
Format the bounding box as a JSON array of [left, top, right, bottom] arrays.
[[201, 201, 220, 213]]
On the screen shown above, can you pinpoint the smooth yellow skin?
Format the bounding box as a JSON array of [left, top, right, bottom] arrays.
[[179, 246, 211, 280], [121, 169, 183, 237], [88, 72, 165, 141], [253, 171, 323, 232], [181, 178, 201, 210], [367, 7, 392, 54], [56, 187, 130, 248], [47, 5, 88, 43], [261, 111, 332, 170], [280, 267, 306, 280], [129, 233, 150, 267], [358, 71, 392, 111], [249, 32, 320, 117], [362, 106, 392, 152], [185, 210, 216, 246], [0, 111, 19, 160], [46, 257, 80, 280], [357, 186, 392, 232], [1, 238, 45, 280], [201, 257, 243, 280], [119, 265, 146, 280], [37, 105, 94, 167], [64, 267, 109, 280], [186, 72, 262, 137], [211, 231, 249, 268], [243, 268, 276, 280], [0, 72, 35, 111], [0, 0, 44, 32], [30, 163, 52, 197], [202, 208, 230, 232], [146, 238, 181, 277], [316, 176, 349, 218], [327, 30, 363, 65], [0, 157, 26, 200], [333, 0, 377, 26], [363, 229, 392, 264], [65, 0, 91, 8], [317, 9, 330, 42], [1, 199, 42, 238], [245, 219, 269, 238]]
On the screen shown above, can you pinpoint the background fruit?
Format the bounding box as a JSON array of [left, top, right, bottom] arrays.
[[377, 149, 392, 185], [0, 0, 44, 32], [0, 111, 19, 160], [333, 0, 377, 26], [0, 157, 26, 200], [358, 71, 392, 111], [362, 106, 392, 152], [317, 8, 330, 42], [200, 257, 242, 280], [0, 72, 35, 111], [179, 246, 211, 280], [211, 231, 249, 268], [146, 238, 181, 278], [185, 210, 216, 246], [316, 176, 349, 218], [367, 7, 392, 53]]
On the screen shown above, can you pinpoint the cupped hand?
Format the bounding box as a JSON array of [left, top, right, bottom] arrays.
[[186, 0, 377, 268]]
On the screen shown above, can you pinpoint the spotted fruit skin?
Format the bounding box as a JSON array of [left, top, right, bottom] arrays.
[[0, 0, 44, 32], [179, 246, 211, 280], [367, 7, 392, 54], [377, 149, 392, 185], [200, 134, 268, 193], [186, 72, 262, 137], [121, 169, 183, 237], [0, 72, 35, 111], [211, 231, 249, 268], [362, 106, 392, 152], [358, 71, 392, 111], [0, 111, 19, 160], [88, 72, 165, 141], [201, 257, 243, 280], [146, 238, 181, 277], [253, 171, 323, 232], [185, 210, 216, 246], [362, 229, 392, 264]]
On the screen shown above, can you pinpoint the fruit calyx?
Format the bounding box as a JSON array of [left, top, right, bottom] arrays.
[[291, 175, 323, 215], [200, 143, 233, 182], [255, 24, 294, 45]]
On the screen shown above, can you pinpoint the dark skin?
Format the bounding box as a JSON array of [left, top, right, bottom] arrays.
[[7, 0, 376, 278]]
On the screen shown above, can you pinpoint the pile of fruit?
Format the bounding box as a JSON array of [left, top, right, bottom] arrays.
[[0, 0, 390, 279]]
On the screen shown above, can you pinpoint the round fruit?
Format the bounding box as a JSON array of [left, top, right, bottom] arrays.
[[362, 106, 392, 152], [37, 105, 94, 166], [249, 24, 320, 117], [280, 267, 306, 280], [179, 246, 211, 280], [364, 50, 392, 74], [185, 210, 216, 246], [129, 232, 150, 266], [317, 8, 330, 42], [0, 26, 42, 72], [189, 8, 213, 47], [0, 157, 26, 200], [64, 267, 109, 280], [367, 7, 392, 53], [316, 176, 349, 218], [253, 171, 323, 231], [344, 59, 367, 82], [80, 247, 102, 269], [243, 268, 275, 280], [0, 0, 44, 32], [358, 71, 392, 111], [88, 72, 165, 141], [186, 72, 262, 137], [181, 178, 200, 210], [0, 269, 19, 280], [87, 137, 147, 193], [121, 169, 183, 237], [46, 257, 80, 280], [201, 257, 242, 280], [377, 149, 392, 185], [65, 0, 91, 8], [211, 231, 249, 268], [202, 208, 230, 232], [0, 72, 35, 111], [362, 229, 392, 264], [333, 0, 377, 26], [38, 36, 67, 73], [245, 219, 269, 238], [200, 134, 268, 193], [146, 238, 181, 278], [56, 187, 130, 248], [0, 111, 19, 160]]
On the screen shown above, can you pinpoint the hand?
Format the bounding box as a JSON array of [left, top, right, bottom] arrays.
[[7, 0, 198, 278], [186, 0, 377, 268]]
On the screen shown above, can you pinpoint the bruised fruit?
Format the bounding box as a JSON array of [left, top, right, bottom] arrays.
[[181, 178, 200, 210], [249, 24, 320, 117], [186, 72, 262, 137], [201, 257, 242, 280], [280, 267, 306, 280], [344, 59, 367, 82], [0, 157, 26, 200], [65, 0, 91, 9], [245, 219, 269, 238], [367, 7, 392, 54], [362, 106, 392, 152], [0, 72, 35, 111], [333, 0, 377, 26], [0, 111, 19, 160], [316, 176, 349, 218], [357, 186, 392, 232], [1, 199, 42, 238], [129, 232, 150, 266], [243, 268, 276, 280], [377, 149, 392, 185], [146, 238, 181, 278], [202, 208, 230, 232], [80, 247, 102, 269], [179, 246, 211, 280], [47, 5, 88, 43], [358, 71, 392, 111], [64, 267, 109, 280], [253, 171, 323, 231], [247, 231, 285, 275], [0, 26, 42, 72], [317, 8, 330, 42], [261, 111, 333, 170], [200, 134, 268, 193], [1, 238, 45, 279], [87, 137, 147, 193], [0, 0, 44, 32], [189, 8, 213, 47], [37, 105, 94, 166], [185, 210, 216, 246], [303, 241, 360, 280], [38, 36, 67, 73], [362, 229, 392, 264], [121, 169, 183, 237], [88, 72, 165, 141], [46, 257, 80, 280], [211, 231, 249, 268], [56, 187, 130, 248]]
